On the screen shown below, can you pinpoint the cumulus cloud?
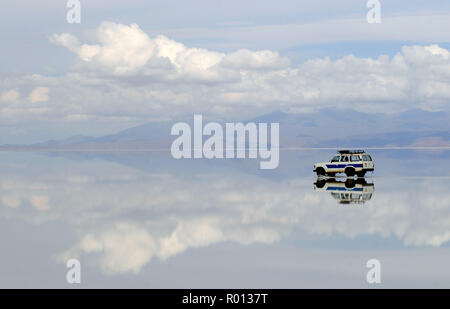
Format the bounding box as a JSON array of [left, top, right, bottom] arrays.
[[29, 195, 50, 211], [60, 223, 157, 274], [1, 21, 449, 125], [49, 33, 80, 53], [45, 23, 450, 114], [0, 90, 20, 102], [2, 196, 21, 208], [222, 49, 290, 70], [50, 22, 287, 79], [28, 87, 49, 103]]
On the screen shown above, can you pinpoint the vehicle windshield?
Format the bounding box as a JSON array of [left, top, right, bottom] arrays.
[[362, 155, 373, 161], [331, 155, 340, 162]]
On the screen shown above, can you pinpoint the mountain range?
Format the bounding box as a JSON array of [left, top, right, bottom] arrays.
[[1, 109, 449, 150]]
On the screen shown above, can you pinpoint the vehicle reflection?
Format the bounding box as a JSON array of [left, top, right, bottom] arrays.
[[314, 177, 374, 204]]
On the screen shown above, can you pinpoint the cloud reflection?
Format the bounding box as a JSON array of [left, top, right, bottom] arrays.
[[0, 154, 449, 274]]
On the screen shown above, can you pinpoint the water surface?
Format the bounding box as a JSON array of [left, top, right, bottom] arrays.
[[0, 150, 449, 288]]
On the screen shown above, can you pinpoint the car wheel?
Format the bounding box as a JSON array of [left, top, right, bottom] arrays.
[[345, 178, 356, 188], [356, 171, 366, 177], [356, 178, 367, 185], [315, 179, 326, 188], [316, 167, 326, 176], [345, 167, 355, 177]]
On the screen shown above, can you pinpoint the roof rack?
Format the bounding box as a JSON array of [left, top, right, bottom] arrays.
[[338, 150, 365, 154]]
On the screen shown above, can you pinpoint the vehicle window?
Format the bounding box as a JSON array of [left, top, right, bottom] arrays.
[[362, 155, 373, 161], [351, 155, 360, 162], [331, 155, 340, 162], [340, 155, 349, 162]]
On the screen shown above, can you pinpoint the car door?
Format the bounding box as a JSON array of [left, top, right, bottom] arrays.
[[326, 155, 342, 172], [350, 155, 363, 169], [339, 155, 349, 172]]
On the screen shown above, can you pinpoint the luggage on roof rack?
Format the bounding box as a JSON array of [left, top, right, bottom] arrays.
[[338, 150, 365, 154]]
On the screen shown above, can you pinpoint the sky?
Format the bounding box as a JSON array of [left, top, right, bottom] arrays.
[[0, 0, 449, 143]]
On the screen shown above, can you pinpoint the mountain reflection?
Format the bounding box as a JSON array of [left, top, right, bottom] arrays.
[[0, 151, 449, 275], [314, 177, 374, 204]]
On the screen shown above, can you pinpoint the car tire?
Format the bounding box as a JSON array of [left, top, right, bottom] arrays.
[[345, 178, 356, 188], [356, 178, 367, 185], [315, 179, 326, 188], [356, 171, 366, 177], [316, 167, 326, 176], [345, 167, 355, 177]]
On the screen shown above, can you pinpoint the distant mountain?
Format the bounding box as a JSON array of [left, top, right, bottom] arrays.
[[32, 135, 95, 147], [1, 109, 449, 150], [248, 108, 450, 147], [94, 122, 173, 143]]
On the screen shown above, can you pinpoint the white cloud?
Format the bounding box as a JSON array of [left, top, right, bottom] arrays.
[[52, 22, 234, 80], [49, 33, 80, 53], [29, 195, 50, 211], [64, 223, 157, 274], [222, 49, 290, 70], [2, 196, 21, 208], [45, 22, 450, 115], [1, 22, 449, 126], [28, 87, 49, 103], [1, 90, 20, 102]]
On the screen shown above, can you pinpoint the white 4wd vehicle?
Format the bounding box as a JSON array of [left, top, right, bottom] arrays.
[[313, 150, 374, 177]]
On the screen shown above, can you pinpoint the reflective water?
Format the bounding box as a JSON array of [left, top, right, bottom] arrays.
[[0, 150, 449, 288]]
